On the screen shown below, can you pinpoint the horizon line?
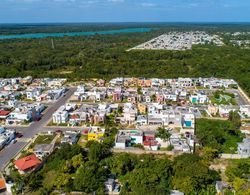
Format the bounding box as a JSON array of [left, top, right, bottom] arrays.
[[1, 21, 250, 25]]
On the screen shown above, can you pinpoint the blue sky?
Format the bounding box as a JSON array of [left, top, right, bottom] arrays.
[[0, 0, 250, 23]]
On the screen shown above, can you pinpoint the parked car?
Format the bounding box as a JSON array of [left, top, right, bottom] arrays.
[[11, 139, 17, 144], [55, 129, 62, 134], [15, 132, 23, 138]]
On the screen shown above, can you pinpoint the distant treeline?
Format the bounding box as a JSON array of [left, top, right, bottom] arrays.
[[0, 24, 250, 94], [1, 23, 250, 35]]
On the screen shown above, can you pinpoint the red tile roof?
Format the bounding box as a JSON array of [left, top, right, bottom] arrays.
[[143, 140, 158, 146], [0, 110, 11, 116], [70, 114, 79, 119], [14, 154, 41, 171], [0, 179, 6, 190]]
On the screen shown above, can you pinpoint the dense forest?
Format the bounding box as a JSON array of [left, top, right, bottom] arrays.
[[7, 117, 249, 194], [0, 23, 250, 95], [10, 139, 220, 194]]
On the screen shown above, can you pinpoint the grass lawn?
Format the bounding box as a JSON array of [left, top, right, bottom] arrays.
[[210, 91, 237, 105], [30, 134, 56, 149]]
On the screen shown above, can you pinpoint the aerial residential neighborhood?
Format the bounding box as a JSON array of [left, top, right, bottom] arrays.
[[0, 75, 249, 194], [129, 31, 224, 51], [0, 2, 250, 191]]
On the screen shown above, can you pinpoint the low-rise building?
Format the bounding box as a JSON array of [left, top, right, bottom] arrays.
[[136, 115, 148, 126], [6, 103, 45, 125], [219, 105, 238, 118], [115, 129, 143, 149], [240, 105, 250, 118], [53, 106, 69, 124], [238, 138, 250, 157], [14, 154, 41, 174], [87, 126, 105, 141], [61, 131, 79, 145], [105, 179, 115, 193], [33, 144, 54, 159], [189, 92, 208, 104], [0, 127, 15, 150]]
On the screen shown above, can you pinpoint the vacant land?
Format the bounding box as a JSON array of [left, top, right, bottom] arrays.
[[196, 119, 243, 153], [29, 134, 55, 148]]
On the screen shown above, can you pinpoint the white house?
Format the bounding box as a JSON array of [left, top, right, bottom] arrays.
[[182, 113, 195, 129], [238, 138, 250, 158], [33, 144, 54, 159], [52, 106, 69, 124], [240, 105, 250, 118], [136, 115, 148, 126], [115, 129, 143, 149], [74, 85, 85, 96], [219, 105, 238, 118], [189, 93, 208, 104], [26, 88, 42, 100]]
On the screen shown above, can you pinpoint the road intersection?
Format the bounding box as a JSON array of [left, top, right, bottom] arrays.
[[0, 88, 76, 170]]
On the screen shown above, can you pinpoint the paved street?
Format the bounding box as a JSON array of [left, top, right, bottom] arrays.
[[227, 89, 249, 105], [0, 88, 76, 170]]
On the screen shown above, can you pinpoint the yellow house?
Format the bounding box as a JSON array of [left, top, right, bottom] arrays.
[[208, 105, 219, 116], [88, 126, 105, 141], [138, 103, 147, 114]]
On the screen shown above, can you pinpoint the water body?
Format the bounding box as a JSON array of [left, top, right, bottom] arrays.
[[0, 28, 152, 40]]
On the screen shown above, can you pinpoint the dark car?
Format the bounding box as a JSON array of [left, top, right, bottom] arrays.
[[55, 129, 63, 134], [15, 132, 23, 138]]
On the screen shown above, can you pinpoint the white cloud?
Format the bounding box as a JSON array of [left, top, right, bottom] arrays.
[[107, 0, 124, 2], [141, 2, 156, 7]]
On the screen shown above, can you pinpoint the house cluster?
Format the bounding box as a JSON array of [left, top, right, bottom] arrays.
[[13, 131, 59, 174], [73, 77, 238, 105], [230, 32, 250, 48], [0, 77, 67, 125], [73, 85, 107, 102], [0, 77, 66, 101], [114, 128, 194, 153], [5, 102, 45, 125], [230, 40, 250, 48], [109, 77, 237, 90], [0, 127, 15, 150], [60, 126, 105, 146], [52, 102, 118, 125], [118, 103, 196, 128], [207, 104, 250, 119], [130, 31, 224, 51], [13, 143, 53, 174]]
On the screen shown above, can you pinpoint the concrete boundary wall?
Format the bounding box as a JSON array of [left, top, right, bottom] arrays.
[[220, 153, 249, 159], [112, 148, 176, 155]]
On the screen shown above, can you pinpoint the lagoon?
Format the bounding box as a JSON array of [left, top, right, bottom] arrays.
[[0, 28, 152, 40]]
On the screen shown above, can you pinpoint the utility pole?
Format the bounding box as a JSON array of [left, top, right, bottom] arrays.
[[51, 39, 55, 49]]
